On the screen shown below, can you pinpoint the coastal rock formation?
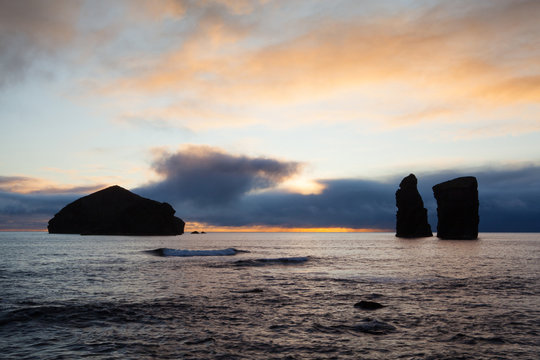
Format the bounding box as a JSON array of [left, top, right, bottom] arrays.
[[395, 174, 433, 238], [48, 185, 185, 235], [432, 176, 479, 240]]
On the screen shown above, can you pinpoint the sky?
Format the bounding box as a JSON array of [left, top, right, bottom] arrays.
[[1, 0, 539, 232]]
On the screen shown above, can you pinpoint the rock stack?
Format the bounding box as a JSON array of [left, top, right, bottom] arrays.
[[395, 174, 433, 238], [432, 177, 479, 240]]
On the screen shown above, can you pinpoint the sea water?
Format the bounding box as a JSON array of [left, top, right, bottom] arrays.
[[0, 232, 538, 359]]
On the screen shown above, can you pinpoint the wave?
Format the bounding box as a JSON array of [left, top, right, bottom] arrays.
[[447, 333, 506, 345], [0, 299, 192, 327], [148, 248, 248, 257], [234, 256, 309, 267], [312, 319, 396, 335]]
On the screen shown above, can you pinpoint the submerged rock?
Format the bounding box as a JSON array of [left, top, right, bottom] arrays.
[[236, 288, 264, 294], [432, 176, 479, 240], [353, 318, 396, 335], [48, 185, 185, 235], [354, 300, 385, 310], [395, 174, 433, 238]]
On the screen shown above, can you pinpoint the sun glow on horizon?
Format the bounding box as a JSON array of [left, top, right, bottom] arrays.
[[278, 176, 326, 195], [186, 223, 390, 233], [0, 227, 391, 234]]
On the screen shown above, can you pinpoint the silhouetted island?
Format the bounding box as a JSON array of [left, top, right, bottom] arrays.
[[48, 185, 185, 235], [395, 174, 433, 238], [432, 176, 479, 240]]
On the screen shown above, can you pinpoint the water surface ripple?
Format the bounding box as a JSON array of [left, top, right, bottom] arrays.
[[1, 232, 538, 359]]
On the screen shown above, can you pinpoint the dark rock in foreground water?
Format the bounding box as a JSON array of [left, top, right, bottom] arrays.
[[395, 174, 433, 238], [433, 176, 479, 240], [354, 300, 385, 310], [48, 185, 185, 235], [236, 288, 264, 294], [353, 318, 396, 334]]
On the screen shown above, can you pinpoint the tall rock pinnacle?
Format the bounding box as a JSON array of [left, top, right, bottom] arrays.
[[395, 174, 433, 238]]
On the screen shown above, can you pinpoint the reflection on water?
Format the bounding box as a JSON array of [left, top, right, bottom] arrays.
[[0, 232, 538, 359]]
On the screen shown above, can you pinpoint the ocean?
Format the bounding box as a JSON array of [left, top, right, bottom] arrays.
[[0, 232, 538, 359]]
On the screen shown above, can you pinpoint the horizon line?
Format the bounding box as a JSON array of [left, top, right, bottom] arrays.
[[0, 227, 392, 233]]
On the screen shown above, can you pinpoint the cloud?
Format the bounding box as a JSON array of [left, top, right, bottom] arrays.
[[454, 120, 540, 140], [0, 177, 113, 230], [0, 0, 82, 87], [137, 145, 301, 205], [6, 0, 534, 138], [116, 115, 194, 133], [122, 0, 263, 19], [415, 165, 540, 232], [1, 162, 540, 232], [0, 190, 79, 230], [106, 0, 539, 104], [235, 0, 539, 105], [137, 162, 540, 232], [0, 176, 108, 230], [181, 179, 397, 229], [0, 176, 105, 195], [84, 0, 540, 137], [0, 0, 243, 88], [475, 75, 540, 103], [116, 99, 259, 131], [131, 146, 540, 232]]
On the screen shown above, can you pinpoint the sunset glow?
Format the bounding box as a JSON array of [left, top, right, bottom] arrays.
[[186, 222, 389, 233]]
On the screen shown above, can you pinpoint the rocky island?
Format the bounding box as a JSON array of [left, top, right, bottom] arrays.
[[48, 185, 185, 235], [395, 174, 433, 238], [432, 176, 479, 240]]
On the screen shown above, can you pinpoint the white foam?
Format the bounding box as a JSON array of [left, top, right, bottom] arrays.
[[160, 248, 242, 257]]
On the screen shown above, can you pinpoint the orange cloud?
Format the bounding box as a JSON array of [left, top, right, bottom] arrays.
[[89, 0, 539, 136], [475, 75, 540, 103], [0, 175, 106, 195]]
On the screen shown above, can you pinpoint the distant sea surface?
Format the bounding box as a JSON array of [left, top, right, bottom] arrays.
[[1, 232, 538, 359]]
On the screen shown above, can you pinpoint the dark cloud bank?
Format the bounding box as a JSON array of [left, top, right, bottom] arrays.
[[0, 191, 81, 230], [1, 148, 540, 232], [141, 146, 300, 206], [134, 148, 540, 231]]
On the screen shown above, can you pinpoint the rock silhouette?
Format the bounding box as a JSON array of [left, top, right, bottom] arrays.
[[48, 185, 185, 235], [432, 176, 479, 239], [395, 174, 433, 238], [354, 300, 385, 310]]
